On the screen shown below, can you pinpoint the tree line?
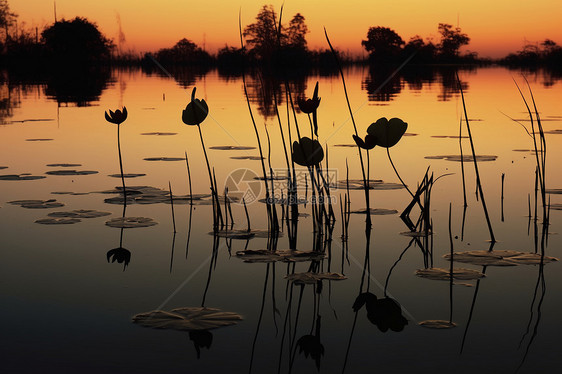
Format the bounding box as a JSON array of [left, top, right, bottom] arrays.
[[1, 1, 560, 69]]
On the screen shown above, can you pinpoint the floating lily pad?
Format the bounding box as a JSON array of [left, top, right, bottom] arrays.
[[51, 191, 90, 195], [46, 170, 98, 176], [210, 145, 256, 150], [551, 203, 562, 210], [9, 199, 64, 209], [35, 218, 81, 225], [0, 166, 7, 169], [140, 132, 177, 136], [424, 155, 498, 162], [285, 272, 347, 284], [415, 268, 485, 281], [7, 118, 55, 124], [258, 197, 308, 205], [230, 156, 265, 160], [143, 157, 185, 161], [403, 133, 419, 136], [26, 138, 53, 141], [108, 173, 146, 178], [419, 320, 457, 329], [48, 209, 111, 219], [0, 174, 46, 181], [132, 307, 242, 331], [444, 250, 557, 266], [235, 249, 325, 263], [400, 231, 432, 237], [209, 229, 278, 239], [334, 179, 404, 190], [546, 189, 562, 194], [542, 129, 562, 134], [46, 163, 82, 167], [105, 217, 158, 228], [253, 175, 289, 181], [350, 208, 398, 215], [332, 144, 356, 147], [431, 135, 468, 139]]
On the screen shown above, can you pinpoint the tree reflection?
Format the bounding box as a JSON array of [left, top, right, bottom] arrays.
[[44, 66, 112, 106]]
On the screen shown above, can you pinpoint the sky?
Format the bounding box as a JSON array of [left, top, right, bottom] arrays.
[[9, 0, 562, 58]]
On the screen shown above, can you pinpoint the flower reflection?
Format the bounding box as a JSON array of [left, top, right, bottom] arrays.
[[353, 292, 408, 332], [106, 247, 131, 271], [189, 330, 213, 359]]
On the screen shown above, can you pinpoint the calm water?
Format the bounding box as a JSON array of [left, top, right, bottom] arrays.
[[1, 66, 562, 373]]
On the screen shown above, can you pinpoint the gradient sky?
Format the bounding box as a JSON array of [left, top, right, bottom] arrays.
[[10, 0, 562, 58]]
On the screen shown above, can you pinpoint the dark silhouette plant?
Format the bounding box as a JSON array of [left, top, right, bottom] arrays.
[[297, 81, 321, 137], [105, 106, 128, 199]]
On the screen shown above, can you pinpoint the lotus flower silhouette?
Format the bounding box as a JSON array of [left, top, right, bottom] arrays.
[[104, 107, 128, 125]]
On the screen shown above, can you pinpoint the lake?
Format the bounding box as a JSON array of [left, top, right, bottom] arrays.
[[1, 65, 561, 373]]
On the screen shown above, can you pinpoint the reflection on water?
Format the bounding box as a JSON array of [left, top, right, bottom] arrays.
[[1, 65, 562, 373]]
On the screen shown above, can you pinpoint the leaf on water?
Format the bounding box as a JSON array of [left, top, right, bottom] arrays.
[[9, 199, 64, 209], [253, 175, 289, 181], [546, 189, 562, 194], [415, 268, 485, 281], [210, 145, 256, 150], [541, 129, 562, 134], [400, 231, 432, 237], [108, 173, 146, 178], [140, 132, 177, 136], [444, 250, 557, 266], [46, 163, 82, 167], [48, 209, 111, 219], [105, 217, 158, 228], [334, 179, 404, 190], [285, 272, 347, 284], [46, 170, 98, 176], [419, 320, 457, 329], [0, 166, 7, 169], [403, 133, 418, 136], [258, 197, 308, 205], [0, 174, 46, 181], [431, 135, 468, 139], [143, 157, 185, 161], [350, 208, 398, 215], [230, 156, 265, 160], [550, 203, 562, 210], [332, 144, 357, 147], [51, 191, 90, 195], [132, 307, 242, 331], [236, 249, 325, 263], [424, 155, 498, 162], [35, 218, 81, 225], [26, 138, 54, 141]]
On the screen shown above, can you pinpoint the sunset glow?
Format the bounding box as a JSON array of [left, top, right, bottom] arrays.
[[11, 0, 562, 58]]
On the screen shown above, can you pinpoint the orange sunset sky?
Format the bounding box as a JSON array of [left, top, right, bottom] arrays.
[[10, 0, 562, 58]]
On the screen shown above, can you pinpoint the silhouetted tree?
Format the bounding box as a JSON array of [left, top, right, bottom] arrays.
[[243, 4, 280, 61], [153, 38, 212, 65], [0, 0, 17, 43], [437, 23, 469, 61], [362, 26, 404, 62], [41, 17, 114, 63], [403, 35, 437, 63], [287, 13, 308, 49]]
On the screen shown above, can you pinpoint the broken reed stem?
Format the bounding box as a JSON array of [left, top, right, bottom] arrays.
[[457, 73, 495, 243], [325, 29, 370, 226], [185, 151, 193, 205], [501, 173, 505, 222], [459, 118, 468, 207], [168, 181, 177, 233]]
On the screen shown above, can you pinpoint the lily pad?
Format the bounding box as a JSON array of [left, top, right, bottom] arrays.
[[140, 132, 177, 136], [443, 250, 557, 266], [210, 145, 256, 150], [26, 138, 53, 141], [46, 163, 82, 167], [132, 307, 242, 331], [0, 174, 46, 181], [334, 179, 404, 190], [332, 144, 356, 148], [48, 209, 111, 219], [415, 268, 485, 281], [9, 199, 64, 209], [0, 166, 7, 169], [46, 170, 98, 176], [209, 229, 278, 239], [431, 135, 468, 139], [350, 208, 398, 215], [400, 231, 432, 237], [143, 157, 185, 161], [542, 129, 562, 134], [35, 218, 81, 225], [550, 203, 562, 210], [235, 249, 325, 263], [419, 320, 457, 329], [108, 173, 146, 178], [285, 272, 347, 284], [105, 217, 158, 228], [230, 156, 264, 160], [424, 155, 497, 162], [546, 189, 562, 194], [258, 197, 308, 205]]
